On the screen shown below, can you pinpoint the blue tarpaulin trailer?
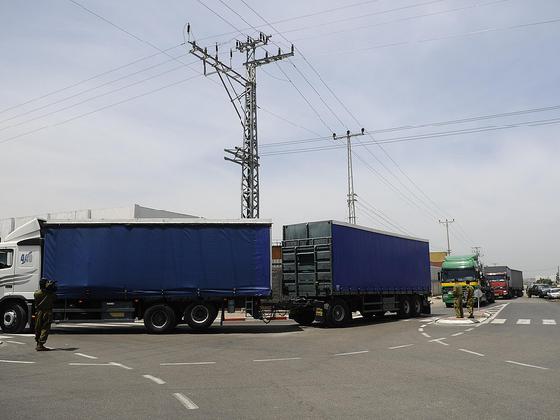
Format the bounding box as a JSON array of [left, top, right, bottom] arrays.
[[282, 220, 431, 326], [42, 222, 271, 300]]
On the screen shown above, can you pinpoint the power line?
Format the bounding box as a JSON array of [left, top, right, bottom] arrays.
[[260, 116, 560, 155], [291, 0, 509, 42], [0, 43, 184, 116], [0, 54, 189, 127], [261, 102, 560, 147], [0, 62, 194, 134], [0, 73, 202, 146], [311, 16, 560, 58]]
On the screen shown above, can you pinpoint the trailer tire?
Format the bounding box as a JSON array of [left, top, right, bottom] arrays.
[[0, 302, 27, 334], [292, 309, 315, 326], [328, 299, 351, 327], [398, 297, 413, 318], [411, 296, 422, 317], [144, 304, 176, 334], [185, 302, 218, 331]]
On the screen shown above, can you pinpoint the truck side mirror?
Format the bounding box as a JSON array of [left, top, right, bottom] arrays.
[[6, 251, 13, 267]]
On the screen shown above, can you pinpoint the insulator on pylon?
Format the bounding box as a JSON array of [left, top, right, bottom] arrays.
[[204, 47, 207, 54], [215, 43, 218, 54], [187, 23, 190, 33], [291, 44, 294, 54], [361, 128, 365, 134], [333, 133, 337, 139], [230, 49, 233, 59], [346, 130, 350, 136], [265, 51, 268, 59], [278, 47, 281, 55]]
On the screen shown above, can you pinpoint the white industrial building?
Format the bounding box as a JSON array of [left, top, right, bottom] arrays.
[[0, 204, 198, 241]]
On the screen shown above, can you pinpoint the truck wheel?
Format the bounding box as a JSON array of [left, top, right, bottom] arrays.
[[0, 302, 27, 333], [185, 302, 218, 331], [292, 309, 315, 326], [411, 296, 422, 317], [143, 304, 176, 334], [398, 297, 412, 318], [328, 299, 351, 327]]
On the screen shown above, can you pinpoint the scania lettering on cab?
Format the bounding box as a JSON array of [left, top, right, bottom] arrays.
[[484, 266, 524, 298], [440, 254, 495, 307], [282, 220, 431, 327], [0, 218, 272, 334]]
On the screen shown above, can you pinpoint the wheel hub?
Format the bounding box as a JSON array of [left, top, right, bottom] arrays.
[[191, 305, 209, 323], [3, 310, 16, 327]]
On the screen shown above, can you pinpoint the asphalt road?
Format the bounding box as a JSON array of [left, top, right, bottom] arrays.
[[1, 297, 559, 419]]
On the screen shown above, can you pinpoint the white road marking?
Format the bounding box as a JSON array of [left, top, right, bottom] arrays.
[[459, 348, 484, 357], [491, 319, 506, 324], [74, 353, 98, 360], [143, 374, 166, 385], [173, 393, 199, 410], [253, 357, 302, 362], [109, 362, 133, 370], [403, 319, 412, 322], [421, 332, 431, 338], [6, 340, 25, 345], [543, 319, 556, 325], [505, 360, 548, 370], [451, 332, 464, 337], [0, 335, 13, 339], [464, 328, 474, 332], [516, 319, 531, 325], [0, 359, 35, 364], [480, 303, 510, 325], [160, 362, 216, 366], [388, 344, 414, 350], [69, 363, 113, 367], [9, 333, 34, 337], [429, 338, 449, 346], [334, 350, 369, 356], [418, 328, 424, 332], [420, 324, 426, 328]]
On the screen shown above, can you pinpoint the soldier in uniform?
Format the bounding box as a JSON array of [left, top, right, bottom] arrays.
[[466, 280, 475, 319], [453, 279, 463, 318], [34, 278, 57, 351]]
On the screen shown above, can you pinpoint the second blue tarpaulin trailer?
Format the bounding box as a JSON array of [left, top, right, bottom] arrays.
[[282, 220, 431, 326]]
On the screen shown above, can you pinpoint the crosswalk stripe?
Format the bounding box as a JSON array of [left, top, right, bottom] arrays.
[[491, 319, 506, 324], [516, 319, 531, 325], [543, 319, 557, 325]]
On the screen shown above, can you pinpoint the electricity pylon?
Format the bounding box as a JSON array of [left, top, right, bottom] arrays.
[[186, 24, 293, 218], [333, 129, 365, 224]]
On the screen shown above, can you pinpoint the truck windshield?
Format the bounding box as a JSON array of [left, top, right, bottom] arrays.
[[442, 269, 476, 282], [0, 249, 13, 269]]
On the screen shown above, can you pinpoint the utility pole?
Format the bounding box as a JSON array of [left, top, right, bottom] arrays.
[[439, 218, 454, 255], [472, 246, 482, 258], [186, 24, 294, 218], [333, 129, 364, 224]]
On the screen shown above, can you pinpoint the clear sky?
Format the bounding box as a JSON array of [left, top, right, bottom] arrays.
[[1, 0, 559, 278]]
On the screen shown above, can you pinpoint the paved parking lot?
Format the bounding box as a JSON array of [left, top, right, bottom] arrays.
[[1, 297, 559, 419]]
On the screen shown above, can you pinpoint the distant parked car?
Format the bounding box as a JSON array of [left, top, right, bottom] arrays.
[[527, 284, 549, 298], [545, 288, 560, 299], [538, 286, 552, 298]]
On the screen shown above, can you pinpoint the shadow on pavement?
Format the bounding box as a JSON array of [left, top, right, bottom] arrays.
[[50, 323, 304, 335]]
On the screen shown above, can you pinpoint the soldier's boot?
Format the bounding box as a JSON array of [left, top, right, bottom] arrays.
[[36, 343, 50, 351]]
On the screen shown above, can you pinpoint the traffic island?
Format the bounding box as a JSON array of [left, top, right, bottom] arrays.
[[434, 311, 490, 325]]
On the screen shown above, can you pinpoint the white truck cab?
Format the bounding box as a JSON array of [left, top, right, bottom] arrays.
[[0, 219, 43, 332]]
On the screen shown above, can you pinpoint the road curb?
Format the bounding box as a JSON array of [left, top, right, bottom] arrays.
[[434, 312, 491, 325]]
